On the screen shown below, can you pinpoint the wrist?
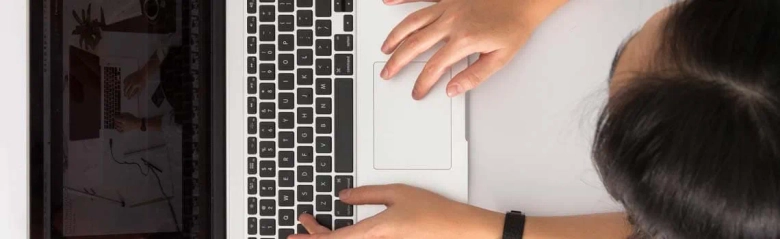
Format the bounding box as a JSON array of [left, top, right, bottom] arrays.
[[467, 208, 505, 239]]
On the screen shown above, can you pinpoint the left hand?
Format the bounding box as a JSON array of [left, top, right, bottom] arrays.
[[290, 184, 504, 239], [114, 113, 141, 132]]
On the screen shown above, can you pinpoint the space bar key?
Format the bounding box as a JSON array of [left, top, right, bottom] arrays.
[[335, 78, 354, 173]]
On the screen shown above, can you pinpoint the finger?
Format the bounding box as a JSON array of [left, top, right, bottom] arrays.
[[381, 5, 441, 54], [412, 41, 474, 100], [383, 0, 439, 6], [382, 24, 447, 79], [292, 217, 382, 239], [298, 213, 330, 234], [339, 184, 405, 206], [129, 88, 139, 98], [446, 51, 512, 97]]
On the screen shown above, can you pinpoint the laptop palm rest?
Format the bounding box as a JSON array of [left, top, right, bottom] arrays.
[[373, 62, 452, 170]]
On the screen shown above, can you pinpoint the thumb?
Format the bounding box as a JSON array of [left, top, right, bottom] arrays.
[[339, 184, 407, 206], [446, 51, 512, 97]]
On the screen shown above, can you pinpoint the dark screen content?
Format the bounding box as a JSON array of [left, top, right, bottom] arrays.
[[33, 0, 215, 238]]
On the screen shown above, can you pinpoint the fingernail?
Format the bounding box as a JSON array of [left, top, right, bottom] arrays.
[[381, 68, 390, 79], [447, 84, 463, 97], [412, 89, 420, 100], [340, 189, 351, 198]]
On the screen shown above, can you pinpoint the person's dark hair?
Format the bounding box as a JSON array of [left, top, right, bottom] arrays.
[[593, 0, 780, 238]]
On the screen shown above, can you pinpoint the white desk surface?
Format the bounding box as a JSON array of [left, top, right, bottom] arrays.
[[0, 1, 671, 237]]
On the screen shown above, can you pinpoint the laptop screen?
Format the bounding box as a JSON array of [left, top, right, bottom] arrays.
[[29, 0, 225, 238]]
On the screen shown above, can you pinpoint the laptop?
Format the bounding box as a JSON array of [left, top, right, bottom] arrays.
[[30, 0, 467, 238], [226, 0, 468, 237]]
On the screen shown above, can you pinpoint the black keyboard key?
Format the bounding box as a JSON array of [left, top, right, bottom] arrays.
[[248, 0, 257, 13], [248, 97, 258, 114], [298, 68, 314, 85], [279, 15, 295, 32], [335, 54, 353, 75], [298, 166, 314, 182], [334, 0, 344, 12], [248, 17, 257, 34], [316, 39, 332, 56], [259, 200, 275, 216], [248, 117, 258, 134], [297, 224, 309, 234], [248, 57, 258, 74], [259, 64, 275, 80], [315, 215, 333, 230], [259, 44, 275, 61], [316, 78, 332, 95], [298, 0, 313, 7], [259, 25, 275, 41], [280, 229, 295, 239], [279, 171, 295, 187], [279, 112, 295, 129], [259, 5, 275, 22], [279, 151, 295, 168], [279, 54, 295, 70], [279, 93, 295, 109], [279, 73, 294, 90], [316, 175, 332, 192], [279, 0, 294, 12], [315, 0, 331, 17], [260, 180, 276, 197], [316, 98, 332, 114], [316, 195, 332, 211], [259, 161, 275, 177], [279, 190, 295, 206], [298, 107, 314, 124], [298, 204, 314, 219], [316, 137, 332, 153], [297, 146, 313, 163], [298, 185, 314, 202], [280, 209, 295, 226], [344, 0, 354, 12], [248, 177, 258, 195], [298, 49, 313, 66], [316, 117, 332, 133], [248, 157, 258, 174], [335, 79, 354, 172], [249, 218, 258, 235], [335, 35, 353, 51], [344, 15, 353, 32], [260, 83, 275, 100], [280, 132, 294, 148], [248, 77, 258, 94], [248, 197, 258, 215], [297, 30, 314, 46], [260, 141, 276, 158], [248, 137, 258, 154], [335, 219, 354, 230], [297, 10, 313, 27], [335, 176, 353, 197], [316, 59, 332, 75], [335, 200, 353, 216], [316, 156, 332, 173], [279, 34, 295, 51], [248, 37, 257, 54], [260, 219, 276, 235], [260, 103, 275, 119], [315, 20, 332, 36], [260, 122, 275, 138], [298, 88, 314, 105], [298, 127, 313, 143]]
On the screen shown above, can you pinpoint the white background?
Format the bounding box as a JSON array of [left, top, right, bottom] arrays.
[[1, 0, 671, 238]]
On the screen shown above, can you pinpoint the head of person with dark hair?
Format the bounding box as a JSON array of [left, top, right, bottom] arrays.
[[596, 0, 780, 238]]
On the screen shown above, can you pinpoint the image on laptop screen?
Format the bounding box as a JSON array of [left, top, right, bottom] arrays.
[[29, 0, 225, 238]]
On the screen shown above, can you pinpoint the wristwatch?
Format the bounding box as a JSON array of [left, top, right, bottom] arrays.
[[140, 118, 147, 132], [502, 210, 526, 239]]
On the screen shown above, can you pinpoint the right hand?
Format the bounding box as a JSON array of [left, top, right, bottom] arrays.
[[380, 0, 567, 99], [123, 69, 148, 99]]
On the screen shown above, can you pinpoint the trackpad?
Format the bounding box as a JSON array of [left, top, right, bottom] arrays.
[[373, 62, 452, 170]]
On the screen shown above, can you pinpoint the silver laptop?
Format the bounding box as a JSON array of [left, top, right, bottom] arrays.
[[226, 0, 468, 237]]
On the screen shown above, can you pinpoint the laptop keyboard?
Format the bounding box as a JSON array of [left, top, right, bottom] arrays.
[[246, 0, 355, 237], [103, 66, 121, 129]]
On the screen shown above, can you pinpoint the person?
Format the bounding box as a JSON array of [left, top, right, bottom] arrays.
[[291, 0, 780, 238]]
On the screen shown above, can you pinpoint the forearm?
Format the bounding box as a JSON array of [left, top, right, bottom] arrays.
[[524, 213, 633, 239], [522, 0, 570, 27]]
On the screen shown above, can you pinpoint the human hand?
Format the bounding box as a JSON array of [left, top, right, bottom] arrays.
[[114, 113, 141, 132], [290, 184, 504, 239], [123, 69, 148, 99], [381, 0, 567, 99]]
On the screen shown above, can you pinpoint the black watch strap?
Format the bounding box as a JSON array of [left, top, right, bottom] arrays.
[[140, 118, 147, 132], [502, 210, 526, 239]]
